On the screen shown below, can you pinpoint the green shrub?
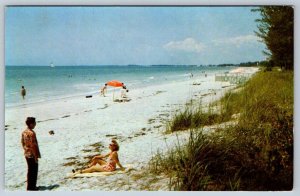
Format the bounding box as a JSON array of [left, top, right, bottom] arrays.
[[150, 70, 293, 190]]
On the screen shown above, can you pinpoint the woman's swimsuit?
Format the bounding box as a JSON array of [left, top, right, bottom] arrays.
[[102, 157, 116, 172]]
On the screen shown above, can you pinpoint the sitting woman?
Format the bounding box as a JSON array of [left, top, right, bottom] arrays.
[[73, 139, 125, 174]]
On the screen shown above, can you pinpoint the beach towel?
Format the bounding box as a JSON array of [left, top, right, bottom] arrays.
[[67, 164, 133, 178]]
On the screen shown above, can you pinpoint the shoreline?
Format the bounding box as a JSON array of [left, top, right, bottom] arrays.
[[5, 76, 192, 109], [5, 66, 237, 109], [4, 67, 258, 191]]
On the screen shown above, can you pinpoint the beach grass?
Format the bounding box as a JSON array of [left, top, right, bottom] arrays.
[[166, 107, 224, 133], [149, 69, 293, 190]]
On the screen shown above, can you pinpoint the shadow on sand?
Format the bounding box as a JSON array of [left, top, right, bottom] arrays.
[[38, 184, 60, 191]]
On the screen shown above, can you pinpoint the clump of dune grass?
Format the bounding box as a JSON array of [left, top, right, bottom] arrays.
[[166, 99, 231, 133], [149, 130, 212, 190], [166, 108, 224, 133], [150, 70, 293, 191]]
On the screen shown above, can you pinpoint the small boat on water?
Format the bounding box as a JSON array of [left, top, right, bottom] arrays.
[[50, 62, 55, 68]]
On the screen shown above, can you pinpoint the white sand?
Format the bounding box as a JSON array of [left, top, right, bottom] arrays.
[[4, 67, 259, 191]]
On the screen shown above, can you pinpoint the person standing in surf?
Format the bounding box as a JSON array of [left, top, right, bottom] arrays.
[[21, 86, 26, 99]]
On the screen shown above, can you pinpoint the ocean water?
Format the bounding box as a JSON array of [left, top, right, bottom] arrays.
[[5, 65, 234, 108]]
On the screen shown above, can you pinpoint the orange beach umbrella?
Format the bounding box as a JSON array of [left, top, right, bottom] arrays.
[[106, 80, 124, 87], [106, 80, 124, 100]]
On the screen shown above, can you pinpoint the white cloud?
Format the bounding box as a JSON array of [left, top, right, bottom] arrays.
[[212, 35, 261, 47], [163, 38, 205, 53]]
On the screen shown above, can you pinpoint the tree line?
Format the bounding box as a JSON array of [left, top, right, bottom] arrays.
[[217, 61, 262, 67], [252, 6, 294, 70]]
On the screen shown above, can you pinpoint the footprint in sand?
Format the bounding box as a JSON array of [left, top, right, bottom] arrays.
[[61, 115, 71, 118], [154, 125, 163, 129], [134, 132, 146, 137], [155, 90, 166, 95], [36, 118, 59, 123], [105, 134, 118, 137], [97, 104, 109, 110], [148, 118, 156, 124]]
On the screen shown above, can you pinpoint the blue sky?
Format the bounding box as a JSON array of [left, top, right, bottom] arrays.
[[5, 6, 266, 66]]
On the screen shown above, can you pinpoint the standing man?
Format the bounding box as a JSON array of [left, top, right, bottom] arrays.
[[21, 86, 26, 99], [21, 117, 41, 191]]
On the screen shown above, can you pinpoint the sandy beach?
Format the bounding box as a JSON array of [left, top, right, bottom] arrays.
[[4, 67, 258, 191]]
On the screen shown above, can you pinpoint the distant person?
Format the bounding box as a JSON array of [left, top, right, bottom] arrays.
[[21, 86, 26, 99], [100, 83, 107, 97], [73, 139, 125, 174], [21, 117, 41, 191], [120, 86, 128, 98]]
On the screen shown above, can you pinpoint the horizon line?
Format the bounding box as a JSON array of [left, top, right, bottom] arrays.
[[5, 61, 262, 67]]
